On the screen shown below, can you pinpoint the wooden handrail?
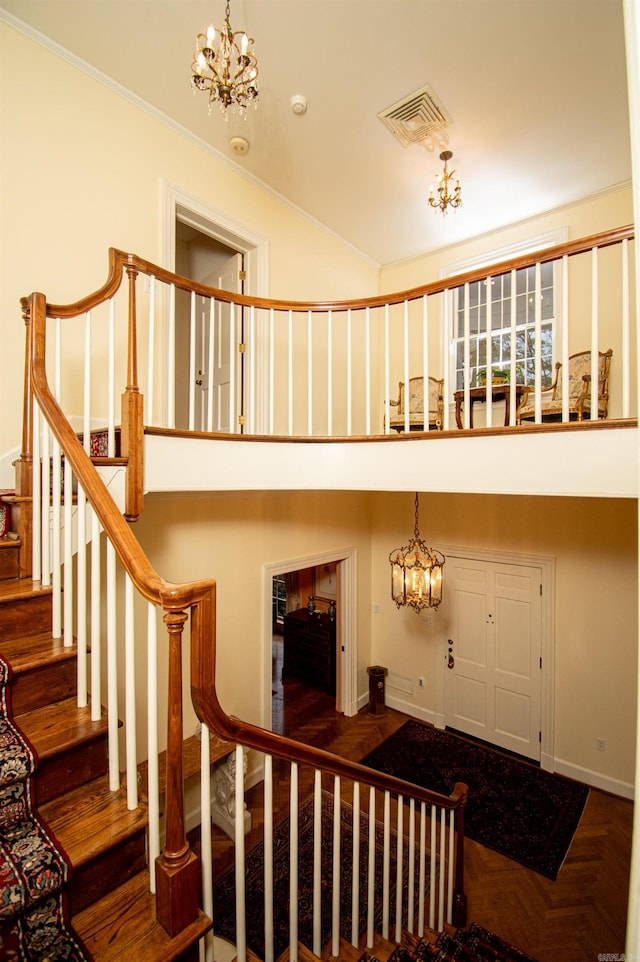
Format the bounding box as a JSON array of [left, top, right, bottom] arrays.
[[37, 225, 634, 319]]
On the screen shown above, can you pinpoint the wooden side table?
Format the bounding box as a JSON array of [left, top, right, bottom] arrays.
[[454, 384, 528, 429]]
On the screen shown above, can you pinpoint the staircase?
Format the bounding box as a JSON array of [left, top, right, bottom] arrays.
[[0, 523, 211, 961]]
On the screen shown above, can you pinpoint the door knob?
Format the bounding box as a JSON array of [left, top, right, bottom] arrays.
[[448, 653, 455, 669]]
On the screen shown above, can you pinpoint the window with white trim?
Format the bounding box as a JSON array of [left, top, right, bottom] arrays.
[[444, 230, 566, 393]]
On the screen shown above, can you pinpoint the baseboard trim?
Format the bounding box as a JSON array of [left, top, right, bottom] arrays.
[[553, 756, 634, 800], [384, 693, 437, 726]]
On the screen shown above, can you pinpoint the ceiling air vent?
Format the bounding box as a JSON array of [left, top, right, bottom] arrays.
[[378, 84, 452, 148]]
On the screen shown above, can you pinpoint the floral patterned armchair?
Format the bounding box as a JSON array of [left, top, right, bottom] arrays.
[[388, 376, 444, 431], [519, 349, 612, 422]]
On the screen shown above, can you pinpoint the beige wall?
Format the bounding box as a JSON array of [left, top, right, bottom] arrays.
[[0, 22, 378, 463], [133, 490, 373, 740], [370, 491, 638, 790]]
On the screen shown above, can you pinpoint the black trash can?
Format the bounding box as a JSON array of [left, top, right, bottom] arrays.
[[367, 665, 388, 715]]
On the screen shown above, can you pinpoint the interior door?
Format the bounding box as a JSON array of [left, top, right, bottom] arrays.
[[444, 557, 542, 760], [202, 253, 243, 433]]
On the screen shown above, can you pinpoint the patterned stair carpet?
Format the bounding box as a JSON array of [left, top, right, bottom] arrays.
[[0, 655, 90, 961], [390, 923, 538, 962]]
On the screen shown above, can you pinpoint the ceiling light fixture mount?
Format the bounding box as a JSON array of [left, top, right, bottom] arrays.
[[428, 150, 462, 214], [191, 0, 259, 120], [389, 494, 445, 613]]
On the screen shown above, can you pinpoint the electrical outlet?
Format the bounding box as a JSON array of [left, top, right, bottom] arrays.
[[596, 737, 607, 751], [420, 614, 433, 627]]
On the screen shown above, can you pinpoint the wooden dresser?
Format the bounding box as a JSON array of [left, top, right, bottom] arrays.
[[282, 608, 336, 695]]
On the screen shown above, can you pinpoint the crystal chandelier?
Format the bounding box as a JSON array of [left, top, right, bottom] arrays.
[[428, 150, 462, 214], [191, 0, 259, 119], [389, 494, 445, 612]]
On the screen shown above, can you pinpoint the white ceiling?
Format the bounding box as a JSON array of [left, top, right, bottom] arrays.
[[1, 0, 631, 266]]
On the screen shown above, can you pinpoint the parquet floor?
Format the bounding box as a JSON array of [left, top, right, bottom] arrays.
[[203, 638, 633, 962]]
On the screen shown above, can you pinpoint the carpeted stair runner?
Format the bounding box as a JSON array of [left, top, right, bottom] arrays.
[[0, 655, 89, 961], [388, 923, 538, 962]]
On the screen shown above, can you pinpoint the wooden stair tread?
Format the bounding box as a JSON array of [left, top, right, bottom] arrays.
[[41, 777, 148, 869], [138, 731, 234, 794], [73, 871, 212, 962], [17, 696, 107, 758], [1, 631, 78, 673], [0, 579, 52, 603]]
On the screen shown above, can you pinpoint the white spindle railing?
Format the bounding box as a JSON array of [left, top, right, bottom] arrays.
[[220, 759, 462, 962]]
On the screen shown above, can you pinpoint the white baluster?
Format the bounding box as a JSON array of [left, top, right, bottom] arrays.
[[366, 786, 376, 949], [269, 308, 275, 435], [346, 308, 353, 436], [429, 804, 436, 930], [307, 310, 313, 436], [382, 790, 390, 939], [289, 761, 298, 961], [168, 284, 176, 429], [485, 277, 492, 427], [418, 801, 426, 936], [438, 808, 446, 931], [313, 769, 322, 956], [622, 238, 630, 417], [331, 774, 340, 958], [534, 263, 543, 422], [106, 541, 119, 787], [264, 754, 274, 962], [365, 306, 371, 436], [422, 296, 429, 426], [229, 302, 236, 433], [147, 603, 160, 888], [403, 301, 410, 433], [147, 276, 156, 426], [106, 299, 116, 453], [189, 291, 196, 431], [384, 305, 390, 434], [395, 795, 403, 942], [288, 309, 294, 436], [407, 798, 415, 934], [207, 297, 215, 433], [32, 402, 42, 584], [447, 809, 455, 924], [125, 574, 137, 809], [235, 746, 247, 959], [591, 246, 599, 420], [509, 271, 517, 424], [63, 457, 73, 647], [351, 780, 359, 946], [463, 284, 471, 429], [561, 255, 570, 421], [90, 508, 101, 720], [327, 310, 333, 436]]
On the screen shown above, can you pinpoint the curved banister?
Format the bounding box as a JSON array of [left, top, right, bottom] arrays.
[[37, 224, 634, 319]]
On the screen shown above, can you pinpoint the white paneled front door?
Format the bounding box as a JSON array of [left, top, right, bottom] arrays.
[[444, 557, 542, 760]]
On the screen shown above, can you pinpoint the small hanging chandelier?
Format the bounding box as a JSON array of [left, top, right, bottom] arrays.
[[191, 0, 259, 119], [389, 494, 445, 612], [428, 150, 462, 214]]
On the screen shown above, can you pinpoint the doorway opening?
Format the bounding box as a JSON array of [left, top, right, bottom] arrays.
[[161, 181, 270, 431], [264, 548, 358, 735]]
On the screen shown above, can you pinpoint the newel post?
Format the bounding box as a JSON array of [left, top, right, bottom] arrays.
[[155, 608, 200, 936], [121, 260, 144, 522], [451, 782, 468, 927], [14, 297, 34, 578]]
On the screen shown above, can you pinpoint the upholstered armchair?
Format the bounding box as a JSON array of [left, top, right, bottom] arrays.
[[388, 376, 444, 431], [518, 349, 612, 422]]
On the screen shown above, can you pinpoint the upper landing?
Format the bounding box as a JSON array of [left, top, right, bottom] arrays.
[[143, 422, 638, 500]]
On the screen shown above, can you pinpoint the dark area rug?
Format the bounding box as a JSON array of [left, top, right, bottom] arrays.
[[360, 720, 589, 880], [212, 790, 431, 958], [389, 922, 538, 962], [0, 655, 90, 961]]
